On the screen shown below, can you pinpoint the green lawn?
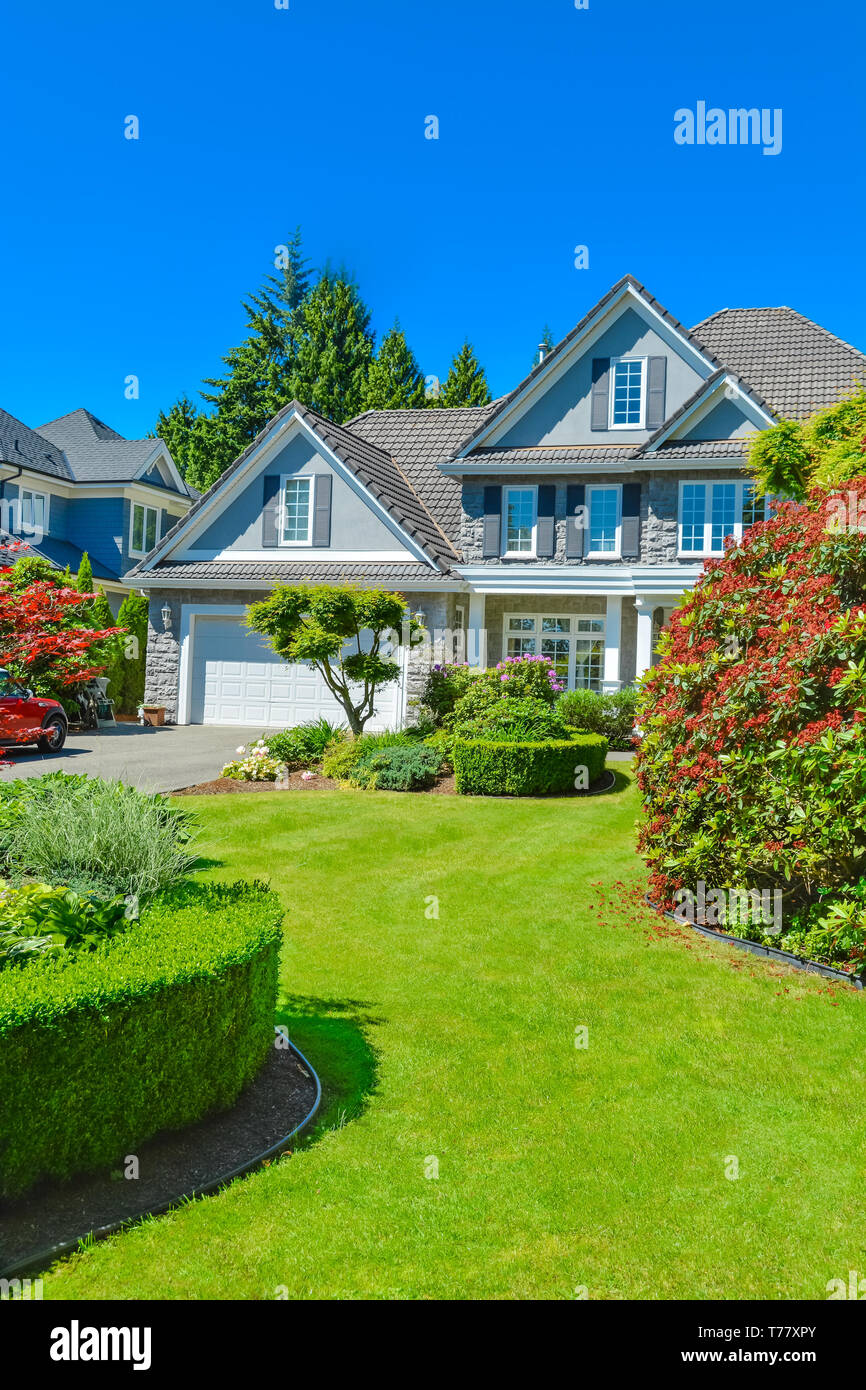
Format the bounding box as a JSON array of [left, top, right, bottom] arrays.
[[45, 771, 866, 1300]]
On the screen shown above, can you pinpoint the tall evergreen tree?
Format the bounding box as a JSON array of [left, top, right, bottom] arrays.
[[439, 340, 492, 407], [76, 552, 93, 593], [360, 321, 426, 410], [154, 395, 203, 480], [286, 271, 375, 422]]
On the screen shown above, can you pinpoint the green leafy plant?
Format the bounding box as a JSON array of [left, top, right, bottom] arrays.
[[0, 881, 129, 969], [557, 686, 639, 751], [749, 390, 866, 499], [420, 663, 478, 723], [452, 696, 571, 744], [264, 718, 347, 768], [222, 739, 284, 781]]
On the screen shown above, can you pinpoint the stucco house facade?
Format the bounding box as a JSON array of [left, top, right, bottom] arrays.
[[132, 275, 866, 728]]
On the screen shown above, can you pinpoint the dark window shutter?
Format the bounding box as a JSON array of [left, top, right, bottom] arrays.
[[536, 484, 556, 558], [591, 358, 610, 431], [262, 474, 281, 547], [646, 357, 667, 430], [565, 484, 586, 559], [312, 474, 332, 547], [621, 482, 641, 558], [159, 508, 169, 540], [482, 486, 502, 557]]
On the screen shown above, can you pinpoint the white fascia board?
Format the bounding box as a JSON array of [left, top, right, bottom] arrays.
[[457, 285, 718, 456], [442, 454, 749, 474], [134, 444, 187, 494], [643, 376, 773, 453], [455, 563, 704, 597], [142, 410, 436, 574]]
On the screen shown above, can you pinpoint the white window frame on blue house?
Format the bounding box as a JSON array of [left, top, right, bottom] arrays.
[[586, 484, 622, 558], [677, 479, 773, 557], [279, 476, 314, 546], [501, 485, 538, 557], [609, 357, 647, 429], [130, 502, 159, 557], [20, 488, 49, 536]]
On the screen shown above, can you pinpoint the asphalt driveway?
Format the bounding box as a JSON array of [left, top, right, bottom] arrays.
[[0, 724, 268, 794]]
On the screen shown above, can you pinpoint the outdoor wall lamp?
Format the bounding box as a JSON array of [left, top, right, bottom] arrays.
[[161, 602, 172, 632]]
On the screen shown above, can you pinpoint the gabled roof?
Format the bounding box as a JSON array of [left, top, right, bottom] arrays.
[[452, 275, 725, 456], [134, 399, 460, 577], [0, 407, 73, 480], [347, 403, 501, 542], [691, 306, 866, 418], [38, 408, 191, 492], [640, 368, 774, 453]]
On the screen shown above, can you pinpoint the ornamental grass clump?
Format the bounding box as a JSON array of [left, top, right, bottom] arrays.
[[636, 478, 866, 969]]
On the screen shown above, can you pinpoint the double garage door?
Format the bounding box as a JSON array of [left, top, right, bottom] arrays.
[[189, 616, 404, 729]]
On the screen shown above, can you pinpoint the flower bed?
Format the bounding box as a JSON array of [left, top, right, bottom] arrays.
[[0, 880, 282, 1198]]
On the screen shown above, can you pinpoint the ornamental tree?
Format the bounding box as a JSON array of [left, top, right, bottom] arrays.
[[635, 478, 866, 967], [246, 584, 423, 735], [0, 549, 122, 754], [749, 390, 866, 499]]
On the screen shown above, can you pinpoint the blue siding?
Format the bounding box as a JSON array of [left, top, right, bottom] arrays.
[[66, 496, 126, 576]]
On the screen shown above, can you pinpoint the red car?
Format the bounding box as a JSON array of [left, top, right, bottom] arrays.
[[0, 669, 68, 753]]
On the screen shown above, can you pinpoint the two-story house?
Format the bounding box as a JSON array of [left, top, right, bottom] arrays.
[[0, 406, 195, 612], [131, 275, 866, 728]]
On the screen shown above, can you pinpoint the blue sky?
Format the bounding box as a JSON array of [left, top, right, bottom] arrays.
[[2, 0, 864, 438]]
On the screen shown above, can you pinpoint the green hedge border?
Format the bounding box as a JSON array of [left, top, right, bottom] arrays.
[[0, 880, 282, 1199], [453, 734, 608, 796]]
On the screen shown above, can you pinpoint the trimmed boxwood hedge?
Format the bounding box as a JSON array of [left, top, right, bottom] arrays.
[[453, 734, 608, 796], [0, 880, 282, 1199]]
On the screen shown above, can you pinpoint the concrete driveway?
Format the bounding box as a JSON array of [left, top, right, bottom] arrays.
[[0, 724, 268, 794]]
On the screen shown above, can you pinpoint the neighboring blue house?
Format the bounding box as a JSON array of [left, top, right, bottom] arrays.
[[0, 406, 195, 612], [131, 274, 866, 727]]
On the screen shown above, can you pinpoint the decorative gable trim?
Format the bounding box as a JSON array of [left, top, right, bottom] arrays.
[[641, 371, 775, 453]]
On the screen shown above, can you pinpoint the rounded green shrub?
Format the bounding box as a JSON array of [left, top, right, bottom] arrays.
[[558, 686, 639, 751], [454, 734, 608, 796], [0, 880, 282, 1198]]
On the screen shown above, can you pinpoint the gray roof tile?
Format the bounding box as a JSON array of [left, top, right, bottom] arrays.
[[691, 307, 866, 418], [141, 560, 458, 587], [0, 408, 72, 480]]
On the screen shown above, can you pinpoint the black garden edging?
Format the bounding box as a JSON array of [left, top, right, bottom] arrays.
[[0, 1037, 322, 1281], [647, 897, 864, 990]]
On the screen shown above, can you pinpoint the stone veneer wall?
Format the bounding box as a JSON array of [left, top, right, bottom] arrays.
[[461, 468, 741, 566]]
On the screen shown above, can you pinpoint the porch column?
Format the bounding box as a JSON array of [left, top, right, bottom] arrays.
[[602, 594, 622, 693], [634, 596, 654, 682], [467, 591, 487, 668]]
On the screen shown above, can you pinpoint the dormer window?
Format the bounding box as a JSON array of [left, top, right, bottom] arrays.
[[281, 477, 313, 545], [609, 357, 646, 428]]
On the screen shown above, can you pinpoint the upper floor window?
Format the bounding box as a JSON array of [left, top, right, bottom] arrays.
[[20, 488, 48, 536], [281, 477, 313, 545], [502, 486, 537, 556], [609, 357, 646, 428], [587, 485, 621, 557], [679, 481, 773, 556], [130, 502, 158, 556]]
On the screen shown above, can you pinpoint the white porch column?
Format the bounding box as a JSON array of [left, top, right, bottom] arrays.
[[602, 594, 622, 693], [467, 591, 487, 668], [634, 596, 654, 682]]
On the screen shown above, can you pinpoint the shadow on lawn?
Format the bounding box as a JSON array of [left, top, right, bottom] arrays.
[[276, 994, 382, 1143]]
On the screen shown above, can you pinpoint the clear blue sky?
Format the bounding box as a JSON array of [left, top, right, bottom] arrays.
[[2, 0, 864, 438]]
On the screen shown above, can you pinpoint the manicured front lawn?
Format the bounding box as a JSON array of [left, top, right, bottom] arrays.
[[45, 772, 865, 1300]]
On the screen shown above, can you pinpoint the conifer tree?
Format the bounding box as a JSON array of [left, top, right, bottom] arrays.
[[439, 340, 492, 407], [361, 322, 426, 410], [76, 552, 93, 594]]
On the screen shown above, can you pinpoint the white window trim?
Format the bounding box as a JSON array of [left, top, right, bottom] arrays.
[[279, 475, 314, 547], [129, 501, 159, 558], [586, 484, 623, 559], [20, 487, 49, 536], [501, 484, 538, 558], [608, 356, 647, 430], [502, 611, 606, 691], [677, 479, 769, 558]]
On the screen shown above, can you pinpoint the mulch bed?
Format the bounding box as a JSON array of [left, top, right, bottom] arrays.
[[172, 769, 614, 798], [0, 1046, 317, 1277]]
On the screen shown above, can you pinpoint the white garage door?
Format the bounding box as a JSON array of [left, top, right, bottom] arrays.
[[189, 616, 404, 729]]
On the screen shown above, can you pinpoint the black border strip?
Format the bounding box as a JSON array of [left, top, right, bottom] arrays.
[[0, 1037, 322, 1282], [647, 897, 864, 989]]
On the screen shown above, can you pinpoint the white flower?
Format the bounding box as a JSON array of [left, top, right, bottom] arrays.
[[236, 746, 245, 754]]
